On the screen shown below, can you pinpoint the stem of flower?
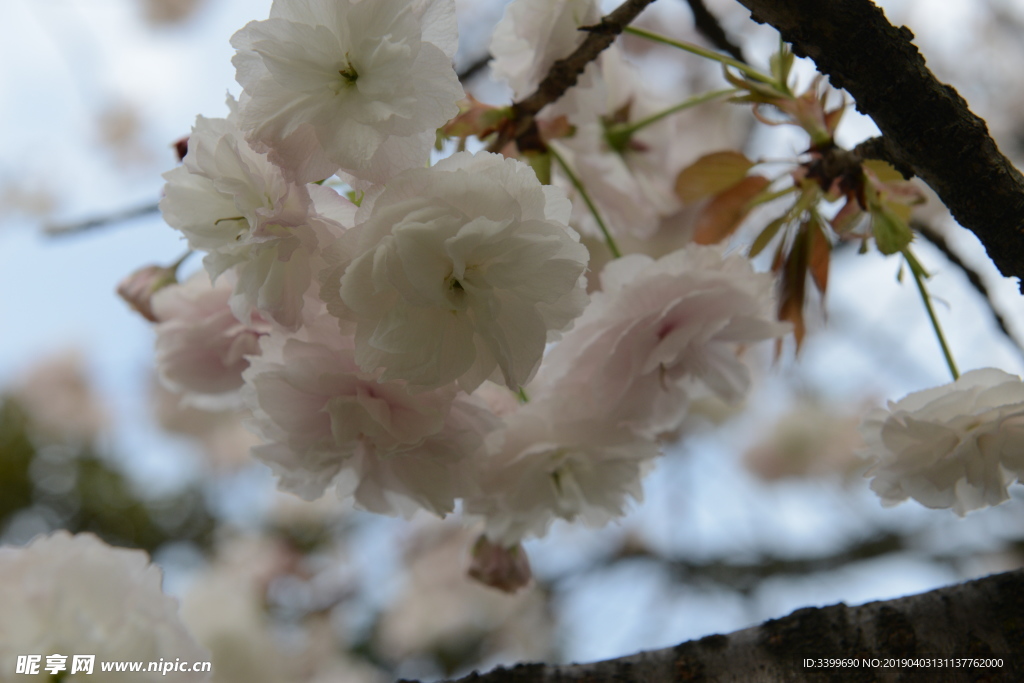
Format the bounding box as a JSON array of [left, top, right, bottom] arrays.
[[605, 88, 738, 149], [548, 145, 622, 259], [904, 248, 960, 381], [169, 250, 193, 273], [624, 27, 775, 84]]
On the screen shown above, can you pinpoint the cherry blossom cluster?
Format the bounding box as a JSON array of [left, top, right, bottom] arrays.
[[117, 0, 792, 564]]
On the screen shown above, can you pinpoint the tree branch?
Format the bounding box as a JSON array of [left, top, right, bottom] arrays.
[[458, 54, 491, 83], [732, 0, 1024, 290], [44, 202, 160, 237], [684, 0, 746, 63], [494, 0, 659, 151], [439, 568, 1024, 682]]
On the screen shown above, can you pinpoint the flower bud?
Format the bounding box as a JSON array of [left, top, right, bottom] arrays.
[[467, 535, 532, 593], [117, 263, 178, 322]]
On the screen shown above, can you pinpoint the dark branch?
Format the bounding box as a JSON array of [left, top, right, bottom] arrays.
[[442, 569, 1024, 682], [495, 0, 659, 151], [853, 135, 914, 179], [457, 54, 491, 83], [733, 0, 1024, 290], [44, 202, 160, 237], [684, 0, 746, 62], [913, 219, 1024, 362]]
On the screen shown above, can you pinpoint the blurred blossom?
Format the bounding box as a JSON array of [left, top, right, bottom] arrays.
[[378, 522, 554, 673], [0, 180, 57, 225], [181, 534, 382, 683], [139, 0, 205, 25], [96, 103, 154, 166], [0, 532, 208, 681], [12, 350, 109, 443], [151, 379, 259, 471], [180, 536, 296, 683], [743, 399, 865, 481]]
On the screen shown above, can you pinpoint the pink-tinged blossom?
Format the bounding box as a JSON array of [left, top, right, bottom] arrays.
[[537, 246, 789, 438], [152, 270, 270, 407], [330, 152, 589, 393], [0, 532, 208, 681], [230, 0, 463, 184], [465, 403, 660, 545], [860, 368, 1024, 515], [489, 0, 601, 100], [160, 115, 350, 330], [243, 316, 497, 517]]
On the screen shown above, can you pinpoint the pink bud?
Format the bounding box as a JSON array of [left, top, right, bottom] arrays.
[[117, 264, 177, 322], [467, 535, 532, 593]]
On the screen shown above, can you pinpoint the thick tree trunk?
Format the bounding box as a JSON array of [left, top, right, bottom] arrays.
[[731, 0, 1024, 289], [431, 568, 1024, 683]]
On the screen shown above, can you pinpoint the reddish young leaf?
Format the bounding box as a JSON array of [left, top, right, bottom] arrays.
[[831, 196, 863, 234], [778, 226, 810, 348], [675, 151, 755, 204], [808, 219, 831, 294], [692, 175, 771, 245], [442, 95, 508, 141]]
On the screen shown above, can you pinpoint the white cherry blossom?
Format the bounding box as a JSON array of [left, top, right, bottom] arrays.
[[231, 0, 463, 183], [331, 152, 589, 392], [161, 115, 348, 330], [860, 368, 1024, 515]]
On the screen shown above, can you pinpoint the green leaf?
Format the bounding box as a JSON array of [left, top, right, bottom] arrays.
[[749, 215, 787, 258], [769, 41, 795, 90], [523, 151, 552, 186], [871, 205, 914, 255]]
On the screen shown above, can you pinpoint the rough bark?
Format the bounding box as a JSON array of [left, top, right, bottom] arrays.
[[428, 568, 1024, 683], [730, 0, 1024, 289]]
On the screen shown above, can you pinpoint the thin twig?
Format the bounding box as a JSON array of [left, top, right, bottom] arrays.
[[457, 54, 490, 83], [44, 202, 160, 237], [494, 0, 659, 151], [683, 0, 746, 62], [913, 219, 1024, 362]]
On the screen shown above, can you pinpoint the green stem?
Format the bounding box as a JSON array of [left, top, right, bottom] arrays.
[[548, 145, 622, 259], [624, 27, 775, 84], [170, 250, 193, 273], [747, 184, 800, 208], [606, 88, 738, 146], [904, 248, 960, 381]]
